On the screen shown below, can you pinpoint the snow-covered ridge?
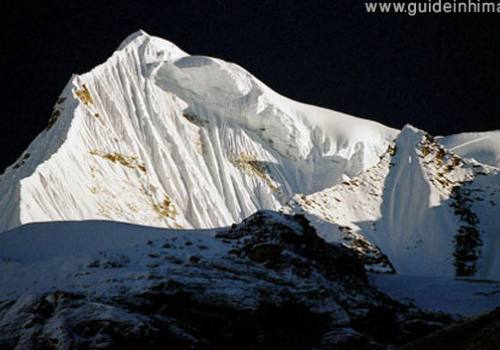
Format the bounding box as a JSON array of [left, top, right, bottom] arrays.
[[0, 30, 397, 232], [0, 213, 456, 348], [283, 124, 500, 279], [438, 130, 500, 169]]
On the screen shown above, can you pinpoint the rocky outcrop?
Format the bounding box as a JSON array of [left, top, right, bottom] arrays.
[[403, 308, 500, 350], [0, 212, 452, 349]]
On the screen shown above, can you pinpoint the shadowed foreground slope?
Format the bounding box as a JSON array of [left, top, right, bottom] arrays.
[[0, 212, 451, 349]]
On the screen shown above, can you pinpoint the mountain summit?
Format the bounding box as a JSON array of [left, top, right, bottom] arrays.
[[0, 30, 396, 232]]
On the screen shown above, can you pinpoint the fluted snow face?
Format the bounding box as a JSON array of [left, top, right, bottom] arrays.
[[0, 31, 397, 232], [283, 125, 500, 279]]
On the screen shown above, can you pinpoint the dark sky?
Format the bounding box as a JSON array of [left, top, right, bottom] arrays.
[[1, 0, 499, 171]]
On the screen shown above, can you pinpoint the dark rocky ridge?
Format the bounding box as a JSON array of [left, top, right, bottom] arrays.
[[403, 308, 500, 350], [0, 212, 453, 349]]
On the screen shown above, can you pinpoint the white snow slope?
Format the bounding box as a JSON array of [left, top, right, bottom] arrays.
[[283, 125, 500, 279], [438, 130, 500, 169], [0, 30, 396, 232]]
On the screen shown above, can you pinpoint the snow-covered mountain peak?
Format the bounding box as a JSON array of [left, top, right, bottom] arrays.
[[400, 123, 422, 133], [283, 123, 500, 279], [397, 123, 426, 140], [116, 29, 187, 61], [0, 32, 398, 232], [117, 29, 150, 49], [117, 29, 150, 48]]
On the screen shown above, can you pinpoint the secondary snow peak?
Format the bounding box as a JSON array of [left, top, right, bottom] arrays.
[[284, 123, 500, 279]]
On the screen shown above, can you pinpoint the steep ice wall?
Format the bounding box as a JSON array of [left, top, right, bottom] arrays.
[[0, 30, 397, 232]]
